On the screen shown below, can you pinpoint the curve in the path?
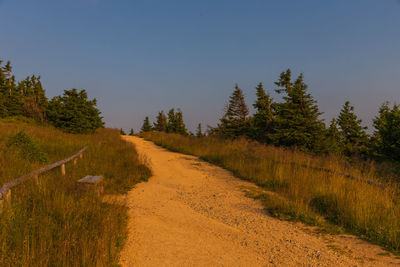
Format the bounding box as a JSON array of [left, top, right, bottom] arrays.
[[119, 136, 400, 267]]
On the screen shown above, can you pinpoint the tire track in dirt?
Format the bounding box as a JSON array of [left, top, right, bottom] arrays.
[[119, 136, 400, 267]]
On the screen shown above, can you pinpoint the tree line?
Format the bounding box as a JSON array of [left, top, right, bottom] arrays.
[[141, 69, 400, 162], [0, 60, 104, 133]]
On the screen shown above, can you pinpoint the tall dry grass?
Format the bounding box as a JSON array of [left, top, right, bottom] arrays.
[[0, 117, 151, 266], [142, 132, 400, 253]]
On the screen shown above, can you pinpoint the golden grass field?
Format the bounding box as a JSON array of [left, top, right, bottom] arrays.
[[0, 117, 150, 266]]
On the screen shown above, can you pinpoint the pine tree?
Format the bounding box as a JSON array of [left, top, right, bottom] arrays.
[[47, 89, 104, 133], [218, 84, 249, 138], [20, 75, 48, 121], [154, 111, 167, 132], [0, 61, 6, 118], [372, 102, 400, 161], [174, 109, 187, 135], [252, 82, 274, 143], [167, 108, 176, 133], [129, 128, 135, 136], [4, 61, 12, 96], [141, 116, 152, 132], [337, 101, 368, 156], [273, 69, 325, 151], [325, 118, 342, 154], [196, 123, 203, 137]]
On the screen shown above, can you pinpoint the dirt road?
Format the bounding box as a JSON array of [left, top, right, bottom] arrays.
[[119, 136, 400, 266]]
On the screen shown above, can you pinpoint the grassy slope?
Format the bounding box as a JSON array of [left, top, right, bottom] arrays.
[[142, 132, 400, 253], [0, 117, 151, 266]]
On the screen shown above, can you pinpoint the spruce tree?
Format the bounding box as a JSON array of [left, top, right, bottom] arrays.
[[47, 89, 104, 133], [174, 109, 187, 135], [20, 75, 48, 121], [141, 117, 152, 132], [0, 61, 6, 118], [252, 82, 274, 143], [154, 111, 167, 132], [372, 102, 400, 161], [4, 61, 12, 96], [325, 118, 342, 154], [167, 108, 176, 133], [218, 84, 249, 138], [337, 101, 368, 156], [129, 128, 135, 136], [273, 69, 325, 151], [196, 123, 203, 137]]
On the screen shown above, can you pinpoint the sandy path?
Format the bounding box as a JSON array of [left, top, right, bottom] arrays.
[[119, 136, 400, 267]]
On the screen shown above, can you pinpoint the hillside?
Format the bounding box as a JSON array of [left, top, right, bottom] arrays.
[[0, 117, 150, 266]]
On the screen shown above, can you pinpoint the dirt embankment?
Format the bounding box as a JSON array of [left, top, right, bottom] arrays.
[[119, 136, 400, 267]]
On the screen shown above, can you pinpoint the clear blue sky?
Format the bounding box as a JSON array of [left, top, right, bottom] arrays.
[[1, 0, 400, 132]]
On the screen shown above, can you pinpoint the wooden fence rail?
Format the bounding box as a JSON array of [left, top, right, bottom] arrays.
[[0, 146, 88, 202]]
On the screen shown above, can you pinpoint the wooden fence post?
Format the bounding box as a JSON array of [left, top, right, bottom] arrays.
[[33, 174, 39, 184], [61, 164, 66, 176]]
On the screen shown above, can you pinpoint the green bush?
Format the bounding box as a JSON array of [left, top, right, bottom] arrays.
[[6, 131, 48, 163]]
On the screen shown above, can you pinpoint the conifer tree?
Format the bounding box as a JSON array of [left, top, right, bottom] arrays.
[[0, 61, 6, 118], [4, 61, 12, 95], [154, 111, 167, 132], [218, 84, 249, 138], [20, 75, 48, 121], [141, 116, 152, 132], [174, 109, 187, 135], [129, 128, 135, 136], [196, 123, 203, 137], [337, 101, 368, 156], [273, 69, 325, 151], [167, 108, 176, 133], [372, 102, 400, 161], [252, 82, 274, 143], [47, 89, 104, 133], [120, 128, 126, 135], [325, 118, 342, 154]]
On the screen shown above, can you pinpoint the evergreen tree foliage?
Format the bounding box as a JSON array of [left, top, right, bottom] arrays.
[[217, 84, 249, 138], [325, 118, 342, 154], [252, 82, 274, 143], [141, 116, 152, 132], [372, 102, 400, 161], [154, 111, 167, 132], [196, 123, 203, 137], [47, 89, 104, 134], [19, 75, 48, 121], [167, 108, 176, 133], [120, 128, 126, 135], [273, 69, 325, 151], [0, 60, 48, 120], [129, 128, 135, 136], [163, 108, 188, 135], [337, 101, 368, 156], [174, 109, 187, 135]]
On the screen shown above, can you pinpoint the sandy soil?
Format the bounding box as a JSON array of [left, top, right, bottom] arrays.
[[119, 136, 400, 267]]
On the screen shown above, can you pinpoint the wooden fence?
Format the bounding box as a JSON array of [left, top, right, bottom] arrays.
[[0, 146, 87, 207]]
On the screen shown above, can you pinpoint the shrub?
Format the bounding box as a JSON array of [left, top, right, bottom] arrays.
[[6, 131, 48, 163]]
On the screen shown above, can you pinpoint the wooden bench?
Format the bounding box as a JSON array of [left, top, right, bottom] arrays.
[[77, 176, 104, 196]]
